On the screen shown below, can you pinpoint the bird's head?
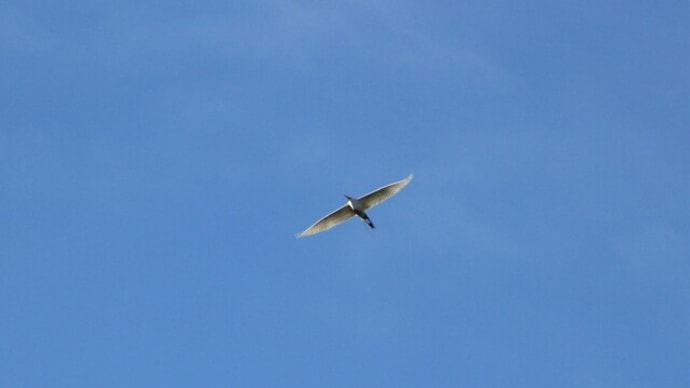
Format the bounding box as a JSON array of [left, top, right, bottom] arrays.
[[344, 195, 353, 201]]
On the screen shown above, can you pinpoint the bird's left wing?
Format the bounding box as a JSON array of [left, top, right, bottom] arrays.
[[297, 204, 355, 238], [359, 174, 413, 211]]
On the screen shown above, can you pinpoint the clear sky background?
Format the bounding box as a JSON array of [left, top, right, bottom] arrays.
[[2, 1, 688, 387]]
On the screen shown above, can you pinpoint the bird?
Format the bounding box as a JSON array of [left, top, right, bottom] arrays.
[[297, 174, 413, 238]]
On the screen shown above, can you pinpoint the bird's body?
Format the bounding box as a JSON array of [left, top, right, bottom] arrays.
[[345, 195, 375, 229], [345, 195, 364, 212], [297, 174, 413, 238]]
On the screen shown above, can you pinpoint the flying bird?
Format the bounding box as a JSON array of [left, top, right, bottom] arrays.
[[297, 174, 414, 238]]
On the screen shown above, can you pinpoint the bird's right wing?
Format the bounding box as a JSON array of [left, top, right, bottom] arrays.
[[297, 204, 355, 238], [359, 174, 413, 211]]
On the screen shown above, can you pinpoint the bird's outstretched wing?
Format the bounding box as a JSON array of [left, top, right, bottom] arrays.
[[359, 174, 414, 211], [297, 204, 355, 238]]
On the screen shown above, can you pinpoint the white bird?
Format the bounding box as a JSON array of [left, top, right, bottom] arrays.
[[297, 174, 414, 238]]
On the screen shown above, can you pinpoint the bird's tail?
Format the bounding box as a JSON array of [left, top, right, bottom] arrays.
[[356, 211, 375, 229], [363, 216, 375, 229]]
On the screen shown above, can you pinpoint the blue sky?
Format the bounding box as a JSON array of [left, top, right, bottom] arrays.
[[2, 1, 688, 386]]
